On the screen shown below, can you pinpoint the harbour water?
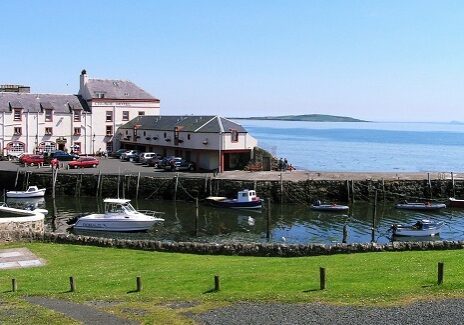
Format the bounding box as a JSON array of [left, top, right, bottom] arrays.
[[20, 196, 464, 245], [235, 120, 464, 172]]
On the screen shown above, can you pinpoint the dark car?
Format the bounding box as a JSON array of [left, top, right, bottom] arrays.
[[111, 149, 128, 158], [158, 156, 177, 169], [146, 155, 162, 167], [49, 150, 79, 161], [164, 157, 196, 171]]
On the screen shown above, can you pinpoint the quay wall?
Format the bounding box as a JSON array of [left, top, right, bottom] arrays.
[[1, 231, 464, 257], [0, 170, 458, 203]]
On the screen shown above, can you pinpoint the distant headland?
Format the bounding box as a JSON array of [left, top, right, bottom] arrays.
[[231, 114, 368, 122]]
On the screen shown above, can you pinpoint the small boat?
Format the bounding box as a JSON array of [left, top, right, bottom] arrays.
[[394, 201, 446, 211], [391, 219, 444, 237], [310, 200, 349, 212], [205, 189, 263, 209], [6, 197, 48, 215], [0, 202, 46, 219], [6, 186, 46, 198], [448, 198, 464, 208], [72, 198, 164, 232]]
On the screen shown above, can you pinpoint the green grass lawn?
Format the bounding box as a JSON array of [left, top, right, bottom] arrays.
[[2, 242, 464, 324]]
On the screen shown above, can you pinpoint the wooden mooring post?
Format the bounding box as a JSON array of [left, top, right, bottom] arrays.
[[342, 224, 348, 244], [451, 172, 455, 197], [195, 197, 199, 236], [427, 173, 432, 199], [371, 190, 377, 243], [96, 170, 102, 197], [279, 172, 283, 203], [266, 199, 271, 240], [14, 167, 19, 188], [174, 173, 179, 201], [135, 172, 141, 200]]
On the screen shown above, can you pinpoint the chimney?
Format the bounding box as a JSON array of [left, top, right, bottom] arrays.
[[79, 69, 88, 95]]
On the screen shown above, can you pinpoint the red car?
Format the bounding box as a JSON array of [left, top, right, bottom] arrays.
[[22, 155, 44, 166], [68, 157, 100, 169]]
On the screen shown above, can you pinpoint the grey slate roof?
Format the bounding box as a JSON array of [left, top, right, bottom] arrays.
[[120, 115, 248, 133], [85, 79, 158, 101], [0, 93, 88, 113]]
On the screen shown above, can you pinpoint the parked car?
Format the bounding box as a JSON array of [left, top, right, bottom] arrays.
[[146, 156, 162, 167], [49, 150, 79, 161], [22, 154, 44, 166], [164, 157, 196, 171], [138, 152, 159, 164], [68, 157, 100, 169], [158, 156, 177, 169], [120, 150, 141, 162], [111, 149, 128, 158]]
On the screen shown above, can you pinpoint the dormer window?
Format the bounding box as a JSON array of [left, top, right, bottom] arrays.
[[231, 129, 239, 142], [74, 110, 81, 122], [45, 109, 53, 122], [95, 92, 105, 99], [13, 109, 22, 121]]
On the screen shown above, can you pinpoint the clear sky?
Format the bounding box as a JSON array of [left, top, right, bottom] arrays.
[[1, 0, 463, 122]]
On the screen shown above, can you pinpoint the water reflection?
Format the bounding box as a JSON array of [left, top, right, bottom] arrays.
[[26, 196, 464, 245]]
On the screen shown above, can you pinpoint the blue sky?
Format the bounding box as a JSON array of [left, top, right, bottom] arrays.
[[1, 0, 463, 122]]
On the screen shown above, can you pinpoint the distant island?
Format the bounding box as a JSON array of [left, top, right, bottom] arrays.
[[231, 114, 368, 122]]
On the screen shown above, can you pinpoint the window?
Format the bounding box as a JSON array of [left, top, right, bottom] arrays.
[[45, 127, 53, 135], [45, 109, 53, 122], [13, 109, 22, 121], [122, 111, 129, 121], [231, 129, 239, 142], [106, 125, 113, 136], [13, 127, 22, 135], [95, 92, 105, 98], [106, 111, 113, 122], [74, 110, 81, 122], [138, 111, 145, 116], [74, 127, 81, 136]]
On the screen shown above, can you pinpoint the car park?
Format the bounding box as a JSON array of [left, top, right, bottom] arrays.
[[68, 157, 100, 169], [163, 157, 196, 171], [21, 154, 44, 166], [120, 150, 141, 162]]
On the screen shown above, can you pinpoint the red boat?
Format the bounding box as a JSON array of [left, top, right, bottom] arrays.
[[448, 198, 464, 208]]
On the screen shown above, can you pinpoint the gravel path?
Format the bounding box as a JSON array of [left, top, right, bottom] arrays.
[[25, 297, 138, 325], [193, 299, 464, 325]]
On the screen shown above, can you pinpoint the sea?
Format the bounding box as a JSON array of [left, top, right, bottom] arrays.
[[233, 120, 464, 172]]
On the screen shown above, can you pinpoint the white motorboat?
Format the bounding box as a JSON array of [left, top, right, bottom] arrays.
[[6, 186, 46, 198], [391, 219, 444, 237], [72, 198, 164, 232], [395, 201, 446, 211], [0, 202, 46, 219], [5, 197, 48, 215]]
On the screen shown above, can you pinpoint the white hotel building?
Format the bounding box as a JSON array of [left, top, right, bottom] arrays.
[[0, 70, 258, 171]]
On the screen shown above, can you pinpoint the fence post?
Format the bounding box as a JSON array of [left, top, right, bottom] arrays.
[[136, 276, 142, 292], [319, 267, 326, 290], [214, 275, 220, 291], [438, 262, 444, 285], [12, 278, 17, 292], [69, 276, 76, 292]]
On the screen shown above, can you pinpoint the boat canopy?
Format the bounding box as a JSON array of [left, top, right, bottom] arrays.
[[103, 198, 131, 204]]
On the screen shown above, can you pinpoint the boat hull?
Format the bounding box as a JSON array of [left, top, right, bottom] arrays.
[[6, 190, 46, 198], [392, 228, 441, 237], [448, 198, 464, 208], [395, 203, 446, 211], [311, 204, 349, 211], [73, 217, 159, 232], [206, 198, 263, 209]]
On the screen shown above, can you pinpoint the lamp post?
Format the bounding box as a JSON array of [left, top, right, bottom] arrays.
[[92, 133, 96, 155]]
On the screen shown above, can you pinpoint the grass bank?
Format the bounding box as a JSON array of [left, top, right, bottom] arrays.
[[2, 242, 464, 323]]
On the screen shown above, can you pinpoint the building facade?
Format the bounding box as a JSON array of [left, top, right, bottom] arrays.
[[118, 115, 258, 171], [0, 70, 160, 156]]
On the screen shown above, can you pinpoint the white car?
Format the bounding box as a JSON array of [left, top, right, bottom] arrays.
[[138, 152, 159, 164]]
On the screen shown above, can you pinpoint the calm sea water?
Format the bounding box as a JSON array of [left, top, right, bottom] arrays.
[[234, 120, 464, 172], [11, 196, 463, 245]]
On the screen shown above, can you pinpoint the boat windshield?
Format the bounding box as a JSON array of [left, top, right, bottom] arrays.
[[122, 202, 137, 212]]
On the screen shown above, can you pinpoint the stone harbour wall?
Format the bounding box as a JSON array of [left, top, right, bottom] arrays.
[[0, 170, 460, 203], [2, 231, 464, 257]]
